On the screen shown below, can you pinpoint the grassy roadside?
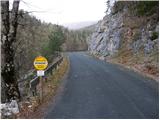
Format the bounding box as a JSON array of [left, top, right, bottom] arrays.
[[18, 57, 69, 118], [88, 52, 158, 82], [107, 57, 158, 81]]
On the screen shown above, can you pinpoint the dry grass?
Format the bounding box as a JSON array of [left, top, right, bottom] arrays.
[[123, 16, 146, 29], [43, 57, 69, 102], [18, 57, 69, 119], [89, 50, 158, 81], [107, 51, 159, 81]]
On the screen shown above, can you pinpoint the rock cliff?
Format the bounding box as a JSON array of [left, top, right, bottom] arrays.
[[88, 1, 159, 79]]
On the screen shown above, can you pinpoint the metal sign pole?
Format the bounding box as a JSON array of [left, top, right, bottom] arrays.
[[39, 76, 43, 103], [34, 56, 48, 103]]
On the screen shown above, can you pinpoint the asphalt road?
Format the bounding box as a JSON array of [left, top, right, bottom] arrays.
[[45, 52, 159, 119]]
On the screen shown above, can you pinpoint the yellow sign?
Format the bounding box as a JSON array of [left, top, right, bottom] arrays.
[[34, 56, 48, 70]]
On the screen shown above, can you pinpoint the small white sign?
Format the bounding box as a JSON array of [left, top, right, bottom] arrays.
[[37, 70, 44, 76]]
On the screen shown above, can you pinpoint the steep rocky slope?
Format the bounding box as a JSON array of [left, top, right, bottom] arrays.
[[88, 1, 159, 80]]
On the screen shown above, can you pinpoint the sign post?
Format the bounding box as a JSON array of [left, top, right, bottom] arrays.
[[34, 56, 48, 103]]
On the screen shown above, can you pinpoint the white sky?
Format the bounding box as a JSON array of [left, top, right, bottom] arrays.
[[17, 0, 107, 25]]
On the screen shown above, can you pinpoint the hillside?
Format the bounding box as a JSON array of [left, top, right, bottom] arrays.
[[63, 21, 97, 30], [1, 1, 159, 119], [88, 1, 159, 80], [1, 9, 91, 103]]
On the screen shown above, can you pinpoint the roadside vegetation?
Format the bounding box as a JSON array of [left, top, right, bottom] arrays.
[[17, 57, 69, 119], [1, 0, 92, 118], [1, 0, 92, 103]]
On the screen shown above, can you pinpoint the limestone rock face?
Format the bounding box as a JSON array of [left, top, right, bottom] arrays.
[[88, 12, 124, 56], [88, 2, 159, 59]]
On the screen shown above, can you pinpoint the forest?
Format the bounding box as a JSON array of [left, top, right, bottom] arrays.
[[1, 0, 92, 103], [1, 0, 158, 119]]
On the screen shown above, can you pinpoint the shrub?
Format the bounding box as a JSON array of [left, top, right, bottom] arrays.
[[112, 1, 125, 14], [136, 1, 158, 16], [151, 32, 158, 40], [132, 31, 141, 41]]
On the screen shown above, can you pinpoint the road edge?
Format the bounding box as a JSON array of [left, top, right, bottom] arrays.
[[43, 54, 71, 118]]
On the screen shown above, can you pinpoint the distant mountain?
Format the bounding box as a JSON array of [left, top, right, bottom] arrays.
[[63, 21, 97, 30], [79, 23, 97, 32]]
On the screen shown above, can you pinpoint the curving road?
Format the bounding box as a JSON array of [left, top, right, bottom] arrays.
[[45, 52, 159, 119]]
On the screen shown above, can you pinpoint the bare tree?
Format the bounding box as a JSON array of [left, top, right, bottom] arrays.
[[106, 0, 110, 14], [1, 0, 20, 101]]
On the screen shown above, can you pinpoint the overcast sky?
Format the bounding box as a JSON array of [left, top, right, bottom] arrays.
[[17, 0, 107, 25]]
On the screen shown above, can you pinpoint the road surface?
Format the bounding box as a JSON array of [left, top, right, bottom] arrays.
[[45, 52, 159, 119]]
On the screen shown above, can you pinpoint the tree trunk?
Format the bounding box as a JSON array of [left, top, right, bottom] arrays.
[[1, 0, 20, 102]]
